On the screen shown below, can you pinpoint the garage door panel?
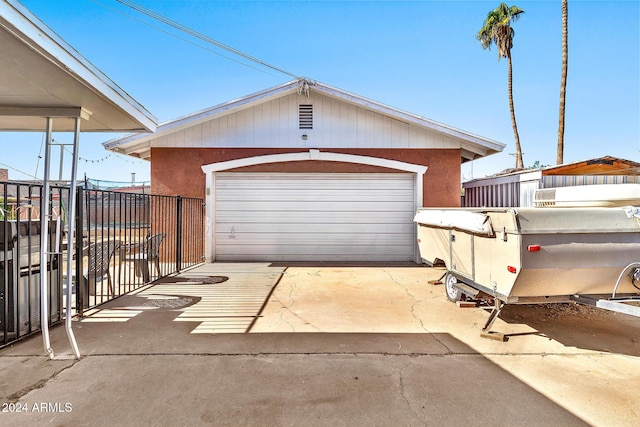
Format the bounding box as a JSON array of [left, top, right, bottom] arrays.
[[216, 201, 416, 212], [216, 176, 414, 188], [216, 254, 412, 262], [216, 174, 406, 191], [215, 223, 415, 234], [217, 189, 415, 202], [215, 244, 414, 259], [215, 211, 412, 223], [214, 172, 416, 261], [215, 233, 412, 245]]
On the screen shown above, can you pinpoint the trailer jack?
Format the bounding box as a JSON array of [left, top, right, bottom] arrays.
[[480, 299, 507, 342]]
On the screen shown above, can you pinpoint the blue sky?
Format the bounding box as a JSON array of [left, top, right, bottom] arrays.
[[1, 0, 638, 184]]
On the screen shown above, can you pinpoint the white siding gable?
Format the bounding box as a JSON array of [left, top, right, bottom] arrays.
[[154, 91, 461, 150]]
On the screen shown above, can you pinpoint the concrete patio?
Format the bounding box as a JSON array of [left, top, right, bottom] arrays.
[[1, 263, 639, 426]]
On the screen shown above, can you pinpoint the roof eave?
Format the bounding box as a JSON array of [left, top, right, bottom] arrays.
[[104, 78, 505, 158], [104, 80, 302, 150], [1, 0, 157, 132], [313, 81, 505, 156]]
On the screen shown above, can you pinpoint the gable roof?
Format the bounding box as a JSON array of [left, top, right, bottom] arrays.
[[104, 78, 504, 161], [0, 0, 156, 132]]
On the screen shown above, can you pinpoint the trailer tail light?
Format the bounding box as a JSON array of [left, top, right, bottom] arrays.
[[528, 245, 541, 252], [507, 266, 517, 274]]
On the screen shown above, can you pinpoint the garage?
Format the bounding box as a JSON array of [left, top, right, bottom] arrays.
[[104, 80, 505, 263], [214, 172, 416, 262]]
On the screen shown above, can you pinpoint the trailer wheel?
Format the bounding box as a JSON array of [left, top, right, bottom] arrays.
[[444, 272, 463, 302]]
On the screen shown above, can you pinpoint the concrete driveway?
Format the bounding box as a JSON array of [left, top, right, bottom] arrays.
[[1, 263, 639, 426]]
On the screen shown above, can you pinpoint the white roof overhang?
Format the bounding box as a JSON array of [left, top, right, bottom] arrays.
[[0, 0, 158, 361], [104, 78, 504, 161], [0, 0, 157, 132]]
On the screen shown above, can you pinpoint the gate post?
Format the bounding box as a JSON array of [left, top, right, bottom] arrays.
[[175, 196, 183, 273], [75, 185, 85, 315]]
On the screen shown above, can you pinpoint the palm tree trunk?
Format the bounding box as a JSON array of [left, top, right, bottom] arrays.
[[557, 0, 568, 165], [507, 53, 523, 169]]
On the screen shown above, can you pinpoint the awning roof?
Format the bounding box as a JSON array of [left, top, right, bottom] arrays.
[[0, 0, 157, 132]]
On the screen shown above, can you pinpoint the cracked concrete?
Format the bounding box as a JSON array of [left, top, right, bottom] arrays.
[[383, 267, 430, 333], [0, 354, 587, 427], [251, 265, 640, 426], [394, 364, 422, 426], [1, 263, 639, 426], [1, 356, 78, 403]]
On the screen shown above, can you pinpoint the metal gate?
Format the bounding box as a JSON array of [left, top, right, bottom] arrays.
[[1, 180, 204, 348]]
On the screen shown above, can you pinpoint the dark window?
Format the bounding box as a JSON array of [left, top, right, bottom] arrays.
[[587, 159, 614, 166]]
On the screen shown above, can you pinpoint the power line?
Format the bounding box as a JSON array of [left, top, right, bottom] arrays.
[[114, 0, 301, 79], [0, 162, 40, 180], [89, 0, 278, 78]]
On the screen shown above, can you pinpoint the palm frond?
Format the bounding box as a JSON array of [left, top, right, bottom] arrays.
[[477, 3, 524, 60]]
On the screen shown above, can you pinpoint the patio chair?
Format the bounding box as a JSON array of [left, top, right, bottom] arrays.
[[119, 232, 166, 283], [82, 240, 120, 296]]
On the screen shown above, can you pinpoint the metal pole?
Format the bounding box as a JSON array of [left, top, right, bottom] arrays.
[[40, 118, 54, 359], [64, 118, 81, 359], [175, 196, 182, 273], [58, 143, 64, 182]]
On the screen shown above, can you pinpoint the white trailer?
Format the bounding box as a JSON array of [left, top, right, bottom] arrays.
[[414, 185, 640, 340]]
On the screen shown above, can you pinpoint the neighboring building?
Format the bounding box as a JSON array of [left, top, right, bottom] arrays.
[[105, 79, 504, 262], [111, 185, 150, 194], [463, 156, 640, 208]]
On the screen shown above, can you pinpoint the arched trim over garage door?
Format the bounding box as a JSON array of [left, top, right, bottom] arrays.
[[201, 149, 428, 262]]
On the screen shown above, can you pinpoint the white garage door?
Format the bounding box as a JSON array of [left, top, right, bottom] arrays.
[[214, 172, 416, 262]]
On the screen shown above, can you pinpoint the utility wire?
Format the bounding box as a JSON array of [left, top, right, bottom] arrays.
[[90, 0, 278, 77], [0, 162, 40, 180], [114, 0, 301, 79], [34, 133, 45, 178]]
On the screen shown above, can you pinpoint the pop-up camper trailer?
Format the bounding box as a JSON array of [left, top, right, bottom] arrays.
[[414, 184, 640, 340]]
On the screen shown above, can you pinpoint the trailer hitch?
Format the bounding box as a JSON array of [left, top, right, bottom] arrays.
[[612, 262, 640, 297], [631, 267, 640, 291]]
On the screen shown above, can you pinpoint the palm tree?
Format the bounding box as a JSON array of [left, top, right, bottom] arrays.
[[557, 0, 568, 164], [477, 3, 525, 169]]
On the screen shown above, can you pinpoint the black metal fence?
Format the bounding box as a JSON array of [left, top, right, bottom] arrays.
[[76, 189, 205, 313], [1, 181, 204, 347]]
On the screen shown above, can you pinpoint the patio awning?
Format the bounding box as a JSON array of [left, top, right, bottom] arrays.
[[0, 0, 158, 360], [0, 0, 157, 132]]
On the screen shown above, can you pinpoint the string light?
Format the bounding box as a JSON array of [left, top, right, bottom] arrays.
[[52, 139, 148, 165]]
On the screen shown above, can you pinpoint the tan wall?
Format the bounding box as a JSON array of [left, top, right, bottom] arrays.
[[151, 147, 461, 207]]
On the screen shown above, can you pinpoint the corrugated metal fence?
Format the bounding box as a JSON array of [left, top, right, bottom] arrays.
[[462, 175, 640, 208]]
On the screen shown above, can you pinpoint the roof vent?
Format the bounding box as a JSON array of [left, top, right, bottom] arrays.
[[587, 158, 614, 166], [299, 104, 313, 129]]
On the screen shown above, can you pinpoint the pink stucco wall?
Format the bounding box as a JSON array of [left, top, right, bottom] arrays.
[[151, 147, 462, 208]]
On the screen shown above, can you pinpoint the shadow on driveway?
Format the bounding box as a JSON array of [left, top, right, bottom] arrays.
[[0, 263, 595, 426]]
